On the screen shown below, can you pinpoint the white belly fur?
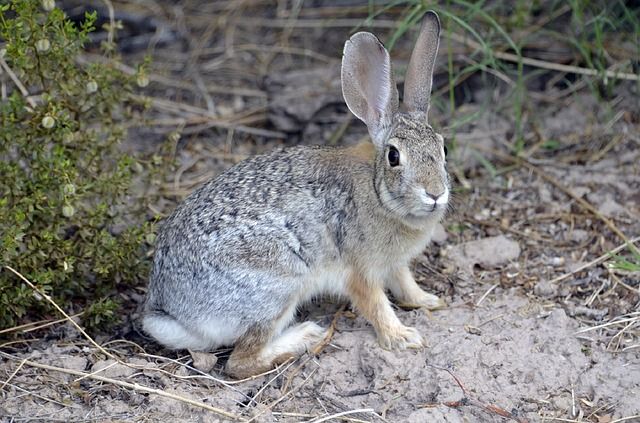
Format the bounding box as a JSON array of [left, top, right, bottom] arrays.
[[299, 264, 350, 303]]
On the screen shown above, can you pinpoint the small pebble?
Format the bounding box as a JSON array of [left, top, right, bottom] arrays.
[[430, 223, 448, 244], [569, 229, 589, 243], [189, 350, 218, 373], [534, 280, 558, 298]]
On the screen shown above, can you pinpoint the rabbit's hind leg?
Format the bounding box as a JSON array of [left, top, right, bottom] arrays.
[[225, 321, 327, 378]]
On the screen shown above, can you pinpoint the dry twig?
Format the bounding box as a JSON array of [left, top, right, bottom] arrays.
[[0, 352, 245, 421], [0, 57, 37, 108], [3, 266, 117, 361], [424, 363, 529, 423], [548, 236, 640, 284]]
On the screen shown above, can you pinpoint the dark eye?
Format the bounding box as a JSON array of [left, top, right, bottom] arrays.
[[444, 145, 448, 157], [387, 146, 400, 167]]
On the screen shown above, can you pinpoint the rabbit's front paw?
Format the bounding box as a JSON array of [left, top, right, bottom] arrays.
[[398, 292, 446, 311], [377, 325, 426, 350]]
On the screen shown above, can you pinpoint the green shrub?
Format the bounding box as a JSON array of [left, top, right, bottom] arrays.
[[0, 0, 154, 331]]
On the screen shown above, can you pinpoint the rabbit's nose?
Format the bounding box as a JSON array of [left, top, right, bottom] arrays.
[[423, 189, 449, 206]]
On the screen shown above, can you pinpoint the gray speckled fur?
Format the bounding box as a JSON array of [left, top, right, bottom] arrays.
[[146, 146, 363, 329]]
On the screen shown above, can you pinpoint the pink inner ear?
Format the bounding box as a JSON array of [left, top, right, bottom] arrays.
[[342, 32, 398, 133], [367, 45, 392, 124], [355, 48, 393, 129]]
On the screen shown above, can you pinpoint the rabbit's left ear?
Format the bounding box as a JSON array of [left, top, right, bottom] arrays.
[[403, 11, 441, 121], [341, 32, 399, 146]]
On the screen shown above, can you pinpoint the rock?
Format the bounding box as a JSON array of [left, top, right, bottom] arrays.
[[451, 108, 510, 171], [406, 407, 464, 422], [549, 256, 565, 267], [90, 359, 136, 378], [594, 194, 625, 217], [569, 229, 589, 243], [58, 355, 88, 372], [431, 223, 448, 244], [571, 186, 591, 198], [266, 66, 342, 132], [534, 280, 558, 298], [538, 184, 553, 203], [189, 350, 218, 373], [551, 395, 573, 414], [442, 235, 521, 273]]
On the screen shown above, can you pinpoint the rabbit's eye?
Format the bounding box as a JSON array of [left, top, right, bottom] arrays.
[[388, 146, 400, 167]]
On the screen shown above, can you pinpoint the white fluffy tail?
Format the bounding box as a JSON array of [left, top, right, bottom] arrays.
[[142, 313, 210, 351], [142, 312, 244, 351]]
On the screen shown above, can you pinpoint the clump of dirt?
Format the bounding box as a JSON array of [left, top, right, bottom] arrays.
[[1, 290, 638, 422]]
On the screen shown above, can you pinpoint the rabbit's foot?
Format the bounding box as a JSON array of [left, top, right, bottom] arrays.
[[377, 324, 426, 350], [226, 322, 327, 379], [267, 321, 328, 359], [397, 291, 446, 311], [388, 267, 446, 311]]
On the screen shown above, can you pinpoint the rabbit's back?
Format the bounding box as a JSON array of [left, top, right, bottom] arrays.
[[145, 146, 368, 333]]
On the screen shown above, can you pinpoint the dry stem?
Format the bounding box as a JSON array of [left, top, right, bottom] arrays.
[[0, 352, 245, 421]]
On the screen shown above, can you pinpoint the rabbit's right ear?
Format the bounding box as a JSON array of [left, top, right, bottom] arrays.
[[341, 32, 399, 145], [403, 11, 441, 120]]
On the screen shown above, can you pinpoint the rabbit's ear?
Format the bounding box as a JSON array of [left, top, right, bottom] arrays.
[[403, 11, 441, 121], [342, 32, 398, 145]]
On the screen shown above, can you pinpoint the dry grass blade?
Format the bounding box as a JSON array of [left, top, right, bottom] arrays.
[[0, 313, 83, 336], [476, 283, 498, 306], [246, 366, 319, 423], [247, 360, 297, 406], [0, 358, 26, 391], [575, 313, 640, 334], [3, 266, 117, 361], [446, 32, 640, 82], [101, 0, 115, 47], [312, 304, 346, 355], [519, 164, 639, 256], [607, 318, 640, 352], [0, 353, 245, 421], [233, 18, 639, 81], [1, 380, 74, 408], [426, 363, 529, 423], [543, 416, 640, 423], [0, 57, 37, 107], [548, 236, 640, 284], [610, 416, 640, 422], [307, 408, 379, 423]]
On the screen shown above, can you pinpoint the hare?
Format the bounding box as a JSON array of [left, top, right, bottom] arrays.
[[143, 11, 448, 379]]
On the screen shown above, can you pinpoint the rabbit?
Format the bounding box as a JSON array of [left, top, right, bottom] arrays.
[[142, 11, 448, 379]]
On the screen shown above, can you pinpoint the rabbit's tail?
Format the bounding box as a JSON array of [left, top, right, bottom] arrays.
[[142, 311, 213, 351]]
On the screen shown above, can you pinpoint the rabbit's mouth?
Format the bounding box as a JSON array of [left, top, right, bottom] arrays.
[[378, 180, 448, 221], [406, 187, 449, 217], [407, 203, 447, 219], [403, 193, 449, 222]]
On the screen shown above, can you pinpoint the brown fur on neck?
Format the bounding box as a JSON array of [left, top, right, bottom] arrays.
[[346, 141, 376, 162]]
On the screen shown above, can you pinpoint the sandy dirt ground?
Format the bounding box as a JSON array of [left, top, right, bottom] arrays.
[[1, 1, 639, 422]]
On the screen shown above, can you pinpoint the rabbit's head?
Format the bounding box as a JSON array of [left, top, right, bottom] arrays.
[[341, 11, 448, 223]]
